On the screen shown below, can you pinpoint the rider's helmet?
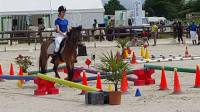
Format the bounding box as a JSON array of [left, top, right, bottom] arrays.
[[58, 5, 66, 13]]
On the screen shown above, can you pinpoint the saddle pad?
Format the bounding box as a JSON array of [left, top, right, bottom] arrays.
[[47, 42, 55, 55], [47, 38, 67, 55]]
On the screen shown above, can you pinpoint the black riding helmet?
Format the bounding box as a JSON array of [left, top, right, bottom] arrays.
[[58, 5, 66, 12]]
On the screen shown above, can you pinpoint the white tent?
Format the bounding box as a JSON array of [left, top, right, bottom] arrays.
[[0, 0, 104, 29]]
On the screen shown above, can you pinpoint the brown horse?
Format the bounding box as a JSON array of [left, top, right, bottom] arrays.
[[39, 26, 82, 81]]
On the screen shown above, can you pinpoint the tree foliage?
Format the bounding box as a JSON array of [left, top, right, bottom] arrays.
[[104, 0, 126, 15]]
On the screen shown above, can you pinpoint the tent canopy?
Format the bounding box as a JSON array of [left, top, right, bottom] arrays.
[[0, 0, 104, 16]]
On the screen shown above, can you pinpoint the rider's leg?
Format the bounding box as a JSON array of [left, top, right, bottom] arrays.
[[51, 37, 63, 63], [55, 36, 63, 53]]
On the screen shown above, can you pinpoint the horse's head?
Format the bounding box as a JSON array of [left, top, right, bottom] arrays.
[[67, 25, 82, 44]]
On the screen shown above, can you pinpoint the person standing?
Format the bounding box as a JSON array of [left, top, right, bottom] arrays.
[[197, 24, 200, 45], [106, 16, 114, 41], [177, 21, 183, 44], [172, 21, 178, 39], [189, 22, 198, 45], [38, 18, 45, 43], [141, 28, 149, 46], [92, 19, 98, 37], [151, 22, 158, 46]]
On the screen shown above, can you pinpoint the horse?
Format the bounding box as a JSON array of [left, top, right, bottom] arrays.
[[39, 26, 82, 81]]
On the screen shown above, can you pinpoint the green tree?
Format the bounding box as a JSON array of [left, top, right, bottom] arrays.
[[104, 0, 126, 15], [144, 0, 185, 19]]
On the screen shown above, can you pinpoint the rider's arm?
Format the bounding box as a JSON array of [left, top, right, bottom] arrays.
[[56, 25, 65, 37]]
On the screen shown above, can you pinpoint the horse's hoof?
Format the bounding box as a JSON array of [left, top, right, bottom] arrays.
[[55, 75, 61, 79]]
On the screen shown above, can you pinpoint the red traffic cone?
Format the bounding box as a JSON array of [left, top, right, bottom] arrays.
[[17, 66, 24, 87], [131, 52, 137, 64], [63, 68, 68, 74], [0, 64, 3, 81], [194, 65, 200, 88], [127, 47, 132, 55], [173, 68, 181, 94], [72, 70, 81, 81], [120, 71, 128, 93], [80, 71, 88, 95], [0, 64, 3, 75], [96, 72, 102, 90], [85, 58, 91, 68], [159, 66, 168, 90], [18, 66, 23, 76], [10, 63, 14, 76]]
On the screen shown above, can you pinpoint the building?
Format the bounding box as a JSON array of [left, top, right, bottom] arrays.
[[186, 12, 200, 19], [0, 0, 105, 32]]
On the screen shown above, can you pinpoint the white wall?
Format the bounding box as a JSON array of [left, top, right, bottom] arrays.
[[52, 12, 104, 29]]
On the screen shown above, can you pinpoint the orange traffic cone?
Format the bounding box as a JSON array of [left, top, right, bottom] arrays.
[[10, 63, 14, 76], [173, 68, 181, 94], [120, 71, 128, 93], [159, 66, 168, 90], [96, 72, 102, 90], [131, 52, 137, 64], [80, 71, 88, 95], [194, 65, 200, 88]]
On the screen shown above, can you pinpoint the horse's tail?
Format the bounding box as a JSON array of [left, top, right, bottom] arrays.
[[39, 40, 52, 74]]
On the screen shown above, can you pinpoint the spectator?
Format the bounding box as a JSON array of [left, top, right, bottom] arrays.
[[197, 24, 200, 45], [189, 22, 198, 45], [106, 16, 114, 41], [172, 21, 178, 39], [141, 28, 149, 45], [128, 18, 132, 26], [92, 19, 98, 36], [151, 22, 158, 46], [38, 18, 45, 43], [177, 21, 183, 44]]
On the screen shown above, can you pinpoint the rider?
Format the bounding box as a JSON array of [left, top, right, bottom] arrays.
[[55, 5, 68, 53], [51, 5, 69, 63]]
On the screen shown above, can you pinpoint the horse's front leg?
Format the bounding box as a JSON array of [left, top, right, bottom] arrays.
[[53, 61, 60, 78], [66, 63, 74, 81]]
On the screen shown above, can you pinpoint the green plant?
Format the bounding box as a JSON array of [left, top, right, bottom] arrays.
[[99, 51, 128, 91], [115, 37, 130, 53], [104, 0, 126, 15], [15, 55, 32, 73]]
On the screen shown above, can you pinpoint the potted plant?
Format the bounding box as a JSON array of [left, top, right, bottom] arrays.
[[115, 37, 130, 58], [15, 55, 33, 74], [100, 51, 128, 105]]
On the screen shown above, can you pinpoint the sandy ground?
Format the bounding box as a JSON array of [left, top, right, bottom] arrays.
[[0, 39, 200, 112]]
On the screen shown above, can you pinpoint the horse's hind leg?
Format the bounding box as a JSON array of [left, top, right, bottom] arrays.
[[53, 61, 60, 78]]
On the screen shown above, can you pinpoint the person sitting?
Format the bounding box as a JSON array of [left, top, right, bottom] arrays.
[[51, 5, 69, 63]]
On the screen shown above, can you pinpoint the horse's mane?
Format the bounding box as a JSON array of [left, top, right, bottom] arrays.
[[65, 26, 82, 45]]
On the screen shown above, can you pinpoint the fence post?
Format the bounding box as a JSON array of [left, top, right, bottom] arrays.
[[10, 31, 13, 46]]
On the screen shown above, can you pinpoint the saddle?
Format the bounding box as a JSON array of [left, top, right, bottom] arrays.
[[47, 38, 67, 55]]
